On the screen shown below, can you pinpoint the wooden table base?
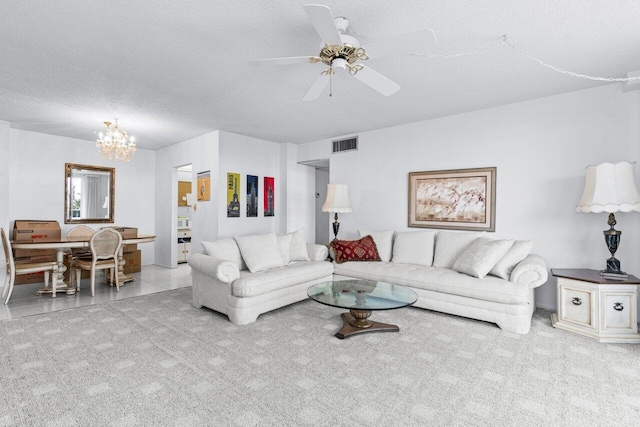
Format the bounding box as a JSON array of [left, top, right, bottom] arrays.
[[36, 285, 76, 296], [36, 272, 135, 297], [335, 310, 400, 339]]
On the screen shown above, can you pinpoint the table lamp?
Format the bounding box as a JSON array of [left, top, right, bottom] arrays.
[[322, 183, 352, 240], [576, 161, 640, 275]]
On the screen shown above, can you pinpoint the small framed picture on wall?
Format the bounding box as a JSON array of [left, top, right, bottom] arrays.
[[227, 172, 240, 217], [246, 175, 258, 217], [264, 177, 275, 217]]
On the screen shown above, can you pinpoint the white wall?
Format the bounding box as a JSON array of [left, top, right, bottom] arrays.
[[0, 121, 10, 284], [177, 170, 191, 182], [0, 121, 9, 231], [278, 144, 289, 234], [282, 143, 316, 242], [155, 131, 219, 267], [7, 129, 157, 265], [216, 131, 283, 237], [300, 84, 640, 310]]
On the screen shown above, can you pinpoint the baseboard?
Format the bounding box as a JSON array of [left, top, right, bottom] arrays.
[[535, 302, 555, 311], [153, 263, 174, 269]]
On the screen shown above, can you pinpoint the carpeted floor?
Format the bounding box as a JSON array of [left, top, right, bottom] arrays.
[[1, 288, 639, 426]]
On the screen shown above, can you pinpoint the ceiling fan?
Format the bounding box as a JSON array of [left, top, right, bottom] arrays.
[[251, 4, 436, 101]]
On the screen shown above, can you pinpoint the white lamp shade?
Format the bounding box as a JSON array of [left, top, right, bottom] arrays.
[[322, 183, 352, 213], [576, 161, 640, 213]]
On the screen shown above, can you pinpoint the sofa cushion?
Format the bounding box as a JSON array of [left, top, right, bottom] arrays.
[[201, 238, 247, 271], [358, 230, 394, 262], [334, 261, 529, 305], [489, 240, 533, 280], [276, 233, 293, 265], [331, 236, 381, 264], [433, 231, 483, 269], [453, 237, 514, 278], [392, 231, 436, 266], [232, 261, 334, 297], [290, 228, 310, 261], [234, 233, 284, 273]]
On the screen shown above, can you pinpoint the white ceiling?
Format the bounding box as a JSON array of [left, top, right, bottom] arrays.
[[1, 1, 639, 150]]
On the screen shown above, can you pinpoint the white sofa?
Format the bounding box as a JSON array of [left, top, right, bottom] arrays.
[[332, 230, 548, 334], [189, 230, 333, 325]]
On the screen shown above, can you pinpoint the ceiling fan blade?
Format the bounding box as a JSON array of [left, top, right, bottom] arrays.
[[353, 65, 400, 96], [250, 56, 315, 66], [363, 29, 437, 59], [303, 73, 330, 101], [303, 4, 342, 45]]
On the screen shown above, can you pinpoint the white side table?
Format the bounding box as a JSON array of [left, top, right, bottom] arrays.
[[551, 268, 640, 343]]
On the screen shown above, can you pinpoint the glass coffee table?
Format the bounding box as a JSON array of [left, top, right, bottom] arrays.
[[307, 279, 418, 339]]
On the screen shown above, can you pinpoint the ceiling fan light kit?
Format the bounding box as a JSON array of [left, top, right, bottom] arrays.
[[251, 4, 436, 101]]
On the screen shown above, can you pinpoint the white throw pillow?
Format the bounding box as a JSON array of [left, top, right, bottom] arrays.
[[276, 233, 293, 265], [234, 233, 284, 273], [433, 231, 483, 269], [201, 238, 247, 270], [289, 227, 310, 261], [453, 237, 514, 278], [489, 240, 533, 280], [391, 231, 436, 266], [358, 230, 394, 262]]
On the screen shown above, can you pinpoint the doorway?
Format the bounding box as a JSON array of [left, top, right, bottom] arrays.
[[176, 164, 193, 266], [315, 169, 330, 245]]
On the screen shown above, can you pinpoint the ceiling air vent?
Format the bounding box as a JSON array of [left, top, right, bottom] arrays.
[[332, 136, 358, 154]]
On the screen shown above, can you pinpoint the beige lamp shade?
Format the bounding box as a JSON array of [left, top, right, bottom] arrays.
[[322, 184, 352, 213], [576, 161, 640, 213]]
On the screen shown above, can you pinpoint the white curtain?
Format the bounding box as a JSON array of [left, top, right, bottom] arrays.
[[80, 175, 102, 218]]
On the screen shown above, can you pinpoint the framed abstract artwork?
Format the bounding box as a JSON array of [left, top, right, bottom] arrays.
[[408, 167, 496, 231]]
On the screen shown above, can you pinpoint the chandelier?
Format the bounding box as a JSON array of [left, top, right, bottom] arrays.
[[96, 119, 136, 162]]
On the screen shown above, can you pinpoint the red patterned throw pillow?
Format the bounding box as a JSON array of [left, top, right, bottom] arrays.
[[330, 235, 382, 264]]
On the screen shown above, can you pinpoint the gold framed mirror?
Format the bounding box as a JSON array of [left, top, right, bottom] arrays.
[[64, 163, 115, 224]]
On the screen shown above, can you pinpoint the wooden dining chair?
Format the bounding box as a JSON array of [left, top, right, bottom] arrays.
[[1, 227, 59, 304], [66, 225, 94, 288], [74, 228, 122, 296], [67, 225, 94, 246]]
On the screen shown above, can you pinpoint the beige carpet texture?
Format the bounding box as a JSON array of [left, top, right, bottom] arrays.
[[1, 288, 639, 426]]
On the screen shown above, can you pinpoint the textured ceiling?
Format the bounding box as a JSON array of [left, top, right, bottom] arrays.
[[1, 1, 639, 149]]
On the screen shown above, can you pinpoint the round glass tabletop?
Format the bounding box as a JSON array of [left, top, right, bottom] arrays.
[[307, 279, 417, 311]]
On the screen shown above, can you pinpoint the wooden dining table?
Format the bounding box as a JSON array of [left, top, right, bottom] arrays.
[[11, 234, 156, 295]]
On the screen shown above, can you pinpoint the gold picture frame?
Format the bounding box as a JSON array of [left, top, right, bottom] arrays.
[[408, 167, 496, 231], [64, 163, 115, 224]]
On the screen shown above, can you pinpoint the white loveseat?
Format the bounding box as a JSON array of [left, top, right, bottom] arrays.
[[332, 230, 548, 334], [188, 229, 333, 324]]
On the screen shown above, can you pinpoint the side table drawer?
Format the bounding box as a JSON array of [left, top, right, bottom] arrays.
[[601, 292, 636, 332], [178, 230, 191, 238], [559, 286, 595, 328]]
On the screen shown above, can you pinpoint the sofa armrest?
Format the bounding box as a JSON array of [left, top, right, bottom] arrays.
[[511, 254, 548, 289], [307, 244, 328, 262], [187, 253, 240, 284]]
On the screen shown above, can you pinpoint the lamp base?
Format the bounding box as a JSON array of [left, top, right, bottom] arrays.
[[602, 257, 625, 276], [332, 212, 340, 240], [602, 213, 624, 275]]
